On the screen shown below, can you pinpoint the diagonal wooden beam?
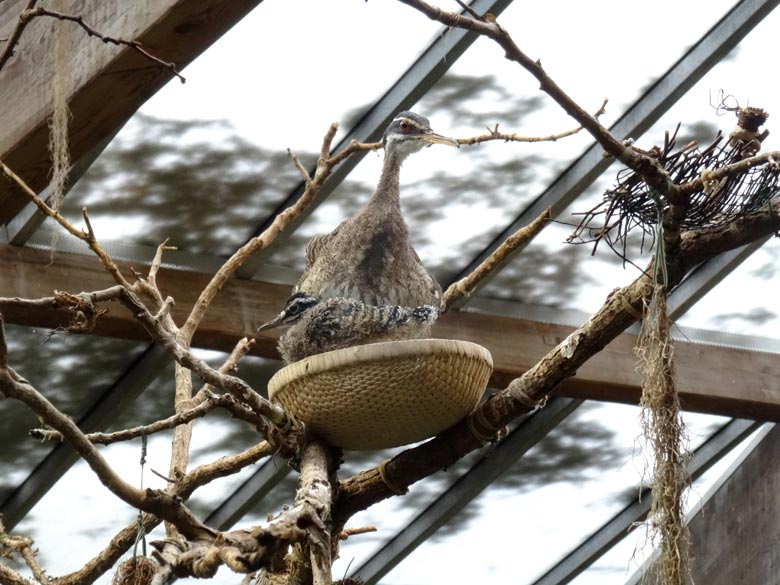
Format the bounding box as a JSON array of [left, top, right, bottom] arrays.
[[1, 243, 779, 421], [0, 0, 264, 224]]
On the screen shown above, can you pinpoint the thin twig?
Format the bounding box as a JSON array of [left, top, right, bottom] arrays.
[[0, 0, 38, 72], [287, 148, 312, 186], [458, 98, 608, 146], [338, 525, 378, 540], [1, 6, 185, 82]]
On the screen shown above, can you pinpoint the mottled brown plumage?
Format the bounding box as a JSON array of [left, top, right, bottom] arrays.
[[294, 112, 458, 308]]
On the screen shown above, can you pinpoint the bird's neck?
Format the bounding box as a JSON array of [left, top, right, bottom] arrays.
[[371, 149, 405, 209]]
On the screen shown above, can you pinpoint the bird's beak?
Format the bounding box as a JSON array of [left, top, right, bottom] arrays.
[[423, 132, 460, 148], [257, 311, 286, 332]]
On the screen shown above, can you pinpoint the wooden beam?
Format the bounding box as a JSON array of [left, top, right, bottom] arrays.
[[1, 244, 779, 421], [0, 0, 263, 224]]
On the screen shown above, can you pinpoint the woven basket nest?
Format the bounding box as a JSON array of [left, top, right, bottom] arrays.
[[268, 338, 493, 450]]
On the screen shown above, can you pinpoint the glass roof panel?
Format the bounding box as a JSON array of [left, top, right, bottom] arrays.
[[378, 403, 729, 584]]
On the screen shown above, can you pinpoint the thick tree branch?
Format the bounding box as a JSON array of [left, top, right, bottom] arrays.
[[334, 197, 780, 525], [0, 517, 48, 585]]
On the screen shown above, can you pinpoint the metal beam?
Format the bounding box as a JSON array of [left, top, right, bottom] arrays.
[[237, 0, 514, 279], [447, 0, 780, 300], [0, 344, 167, 530], [529, 418, 762, 585], [351, 397, 583, 585]]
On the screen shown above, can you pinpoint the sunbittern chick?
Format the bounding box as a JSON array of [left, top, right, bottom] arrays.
[[257, 293, 439, 363], [294, 111, 459, 309]]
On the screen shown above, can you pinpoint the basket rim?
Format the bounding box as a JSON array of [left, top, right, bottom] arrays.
[[268, 338, 493, 397]]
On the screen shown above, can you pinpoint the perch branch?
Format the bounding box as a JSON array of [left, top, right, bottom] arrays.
[[0, 564, 36, 585], [0, 517, 48, 585], [443, 207, 551, 310], [334, 196, 780, 525]]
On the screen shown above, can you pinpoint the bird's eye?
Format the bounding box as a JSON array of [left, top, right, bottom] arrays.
[[399, 120, 410, 133]]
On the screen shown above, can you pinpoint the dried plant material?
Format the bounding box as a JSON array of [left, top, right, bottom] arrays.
[[48, 8, 72, 259], [636, 285, 690, 585], [111, 556, 157, 585]]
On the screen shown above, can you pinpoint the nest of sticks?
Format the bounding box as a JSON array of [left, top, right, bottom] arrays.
[[568, 107, 778, 262]]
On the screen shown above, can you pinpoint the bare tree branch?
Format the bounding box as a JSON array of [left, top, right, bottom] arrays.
[[0, 352, 215, 541], [0, 4, 185, 81], [0, 0, 38, 72], [29, 392, 264, 445], [397, 0, 671, 193], [0, 516, 49, 584], [457, 98, 609, 146]]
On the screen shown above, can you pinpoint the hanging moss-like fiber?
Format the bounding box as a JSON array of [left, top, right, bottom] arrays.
[[636, 285, 690, 585], [48, 8, 72, 258]]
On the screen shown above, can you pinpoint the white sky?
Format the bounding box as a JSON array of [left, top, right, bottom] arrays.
[[11, 1, 780, 584]]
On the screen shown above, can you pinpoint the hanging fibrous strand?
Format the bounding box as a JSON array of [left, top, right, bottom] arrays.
[[636, 284, 690, 585], [48, 11, 73, 259]]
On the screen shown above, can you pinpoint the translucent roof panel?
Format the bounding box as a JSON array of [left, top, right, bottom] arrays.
[[49, 0, 735, 267], [377, 403, 729, 584], [479, 4, 780, 318]]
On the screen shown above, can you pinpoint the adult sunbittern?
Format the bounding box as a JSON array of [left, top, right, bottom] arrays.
[[257, 293, 439, 363], [294, 111, 459, 309]]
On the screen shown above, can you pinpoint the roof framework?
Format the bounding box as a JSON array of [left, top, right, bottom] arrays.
[[1, 0, 779, 583]]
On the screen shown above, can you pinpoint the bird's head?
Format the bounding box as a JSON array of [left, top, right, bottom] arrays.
[[257, 293, 319, 331], [382, 111, 459, 158]]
